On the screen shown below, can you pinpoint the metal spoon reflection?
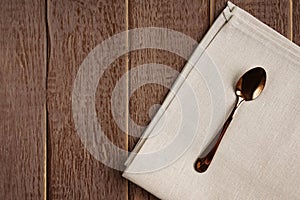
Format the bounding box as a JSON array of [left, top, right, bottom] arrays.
[[194, 67, 267, 173]]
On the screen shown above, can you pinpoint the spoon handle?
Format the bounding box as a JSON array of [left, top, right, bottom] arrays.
[[194, 97, 244, 173]]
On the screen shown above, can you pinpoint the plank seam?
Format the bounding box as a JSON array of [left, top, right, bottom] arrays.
[[290, 0, 293, 41], [210, 0, 215, 25], [125, 0, 129, 199], [45, 0, 51, 199]]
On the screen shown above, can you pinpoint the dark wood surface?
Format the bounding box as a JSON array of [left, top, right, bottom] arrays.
[[0, 0, 298, 199], [47, 0, 127, 199], [0, 0, 46, 199]]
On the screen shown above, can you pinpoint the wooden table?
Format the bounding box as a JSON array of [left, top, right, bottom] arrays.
[[0, 0, 299, 199]]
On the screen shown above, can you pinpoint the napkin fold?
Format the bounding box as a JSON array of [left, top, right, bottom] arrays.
[[123, 2, 300, 199]]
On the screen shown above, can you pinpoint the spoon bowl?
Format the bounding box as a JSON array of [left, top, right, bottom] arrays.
[[236, 67, 266, 101]]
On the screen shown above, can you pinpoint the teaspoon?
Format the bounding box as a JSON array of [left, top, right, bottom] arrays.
[[194, 67, 267, 173]]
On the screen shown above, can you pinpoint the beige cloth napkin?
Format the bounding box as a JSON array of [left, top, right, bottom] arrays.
[[123, 2, 300, 199]]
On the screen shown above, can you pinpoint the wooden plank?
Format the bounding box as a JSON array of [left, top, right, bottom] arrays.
[[0, 0, 46, 199], [293, 0, 300, 45], [214, 0, 291, 38], [47, 0, 128, 199], [128, 0, 210, 199]]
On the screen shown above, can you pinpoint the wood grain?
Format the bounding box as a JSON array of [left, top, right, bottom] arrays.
[[128, 0, 210, 199], [214, 0, 291, 38], [0, 0, 46, 199], [47, 0, 128, 199], [0, 0, 297, 199], [294, 0, 300, 45]]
